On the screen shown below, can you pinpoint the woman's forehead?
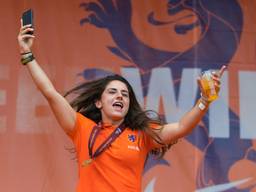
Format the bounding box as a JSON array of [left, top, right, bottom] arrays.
[[105, 80, 128, 90]]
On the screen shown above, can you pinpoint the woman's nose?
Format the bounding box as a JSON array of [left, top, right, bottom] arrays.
[[116, 92, 123, 99]]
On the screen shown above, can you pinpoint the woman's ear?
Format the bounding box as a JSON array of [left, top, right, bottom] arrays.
[[95, 100, 102, 109]]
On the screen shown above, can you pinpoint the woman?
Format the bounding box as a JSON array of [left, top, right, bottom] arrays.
[[17, 22, 226, 192]]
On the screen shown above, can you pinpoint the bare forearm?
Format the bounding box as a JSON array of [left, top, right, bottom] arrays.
[[25, 59, 56, 98], [178, 100, 208, 137], [159, 99, 210, 144]]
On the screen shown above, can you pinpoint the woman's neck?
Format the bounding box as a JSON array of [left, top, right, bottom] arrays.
[[101, 118, 124, 127]]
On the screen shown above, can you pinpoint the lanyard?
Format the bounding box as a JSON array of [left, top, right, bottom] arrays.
[[82, 122, 126, 167]]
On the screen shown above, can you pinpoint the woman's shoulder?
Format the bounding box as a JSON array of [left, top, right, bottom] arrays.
[[76, 112, 97, 126]]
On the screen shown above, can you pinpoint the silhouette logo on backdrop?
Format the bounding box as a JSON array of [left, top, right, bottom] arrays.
[[79, 0, 256, 191]]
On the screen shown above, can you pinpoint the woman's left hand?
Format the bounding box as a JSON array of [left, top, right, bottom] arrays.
[[197, 65, 227, 102]]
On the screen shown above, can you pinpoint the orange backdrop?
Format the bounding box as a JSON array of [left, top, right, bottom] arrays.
[[0, 0, 256, 191]]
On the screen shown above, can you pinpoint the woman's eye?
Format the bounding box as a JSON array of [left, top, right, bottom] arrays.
[[122, 93, 129, 97]]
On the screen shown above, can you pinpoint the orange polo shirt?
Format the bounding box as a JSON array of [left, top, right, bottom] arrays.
[[67, 113, 157, 192]]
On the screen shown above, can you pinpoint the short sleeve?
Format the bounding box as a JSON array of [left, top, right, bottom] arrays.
[[66, 113, 97, 157], [142, 132, 154, 152], [143, 124, 167, 151], [66, 112, 84, 154]]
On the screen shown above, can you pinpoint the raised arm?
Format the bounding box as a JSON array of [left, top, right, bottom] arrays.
[[156, 66, 227, 144], [17, 21, 76, 134]]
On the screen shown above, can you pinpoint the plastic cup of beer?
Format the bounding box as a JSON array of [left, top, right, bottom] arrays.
[[200, 70, 218, 102]]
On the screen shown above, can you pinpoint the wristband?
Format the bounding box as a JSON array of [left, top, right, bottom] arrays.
[[197, 97, 210, 111], [198, 101, 206, 111], [21, 54, 35, 65]]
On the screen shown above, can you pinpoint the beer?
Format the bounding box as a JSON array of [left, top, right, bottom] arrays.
[[200, 70, 218, 102]]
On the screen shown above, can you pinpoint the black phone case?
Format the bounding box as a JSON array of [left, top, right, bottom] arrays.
[[22, 9, 33, 34]]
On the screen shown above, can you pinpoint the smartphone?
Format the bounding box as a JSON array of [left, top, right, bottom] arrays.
[[22, 9, 34, 34]]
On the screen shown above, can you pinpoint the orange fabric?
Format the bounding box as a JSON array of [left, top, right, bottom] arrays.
[[67, 113, 156, 192]]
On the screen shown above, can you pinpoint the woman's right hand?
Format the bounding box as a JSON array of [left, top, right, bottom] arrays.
[[17, 20, 34, 54]]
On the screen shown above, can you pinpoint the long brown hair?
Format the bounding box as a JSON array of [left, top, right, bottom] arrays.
[[64, 74, 174, 157]]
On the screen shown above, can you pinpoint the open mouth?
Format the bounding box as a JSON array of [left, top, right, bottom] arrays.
[[112, 102, 124, 110]]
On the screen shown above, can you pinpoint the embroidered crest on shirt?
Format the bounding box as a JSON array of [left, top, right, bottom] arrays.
[[128, 134, 140, 151], [128, 134, 136, 142]]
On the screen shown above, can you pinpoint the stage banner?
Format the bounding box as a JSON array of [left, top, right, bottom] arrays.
[[0, 0, 255, 191]]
